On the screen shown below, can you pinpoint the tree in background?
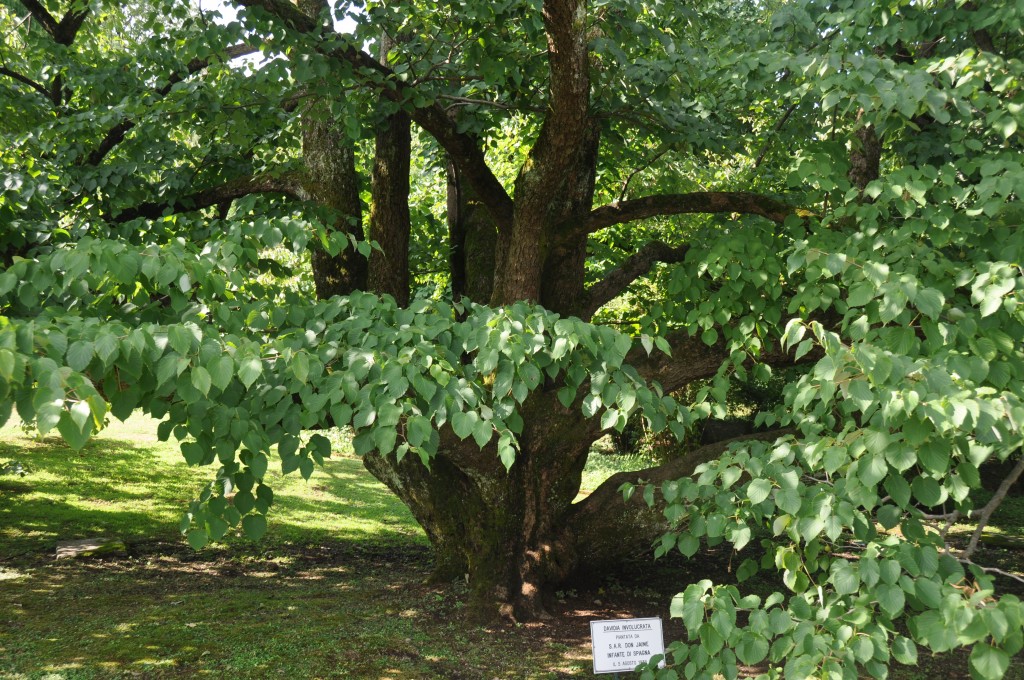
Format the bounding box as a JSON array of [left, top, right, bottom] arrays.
[[2, 0, 1023, 675]]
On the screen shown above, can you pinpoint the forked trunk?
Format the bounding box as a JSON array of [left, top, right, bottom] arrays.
[[362, 391, 615, 621]]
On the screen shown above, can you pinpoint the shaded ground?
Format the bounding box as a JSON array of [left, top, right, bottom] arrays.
[[0, 538, 694, 679], [2, 415, 1024, 678]]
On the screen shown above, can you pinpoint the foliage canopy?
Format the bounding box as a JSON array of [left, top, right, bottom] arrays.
[[2, 0, 1024, 677]]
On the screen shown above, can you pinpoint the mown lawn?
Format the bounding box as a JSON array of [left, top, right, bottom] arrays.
[[2, 415, 1023, 679], [0, 414, 621, 679]]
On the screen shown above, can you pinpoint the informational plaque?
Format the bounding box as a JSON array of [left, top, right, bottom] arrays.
[[589, 617, 666, 674]]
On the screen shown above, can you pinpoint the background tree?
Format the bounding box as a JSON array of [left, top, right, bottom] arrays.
[[2, 0, 1024, 676]]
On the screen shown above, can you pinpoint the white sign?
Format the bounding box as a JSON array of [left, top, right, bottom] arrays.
[[590, 617, 666, 675]]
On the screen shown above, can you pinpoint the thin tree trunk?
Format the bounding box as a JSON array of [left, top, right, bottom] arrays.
[[849, 111, 881, 192]]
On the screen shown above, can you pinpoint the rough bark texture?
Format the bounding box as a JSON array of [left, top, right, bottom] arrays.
[[540, 122, 601, 316], [447, 159, 498, 303], [298, 0, 366, 300], [848, 120, 881, 191], [362, 390, 602, 622], [491, 0, 592, 305], [367, 36, 412, 306]]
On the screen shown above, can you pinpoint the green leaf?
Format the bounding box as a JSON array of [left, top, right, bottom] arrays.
[[775, 488, 801, 515], [735, 634, 769, 665], [66, 341, 94, 371], [209, 355, 234, 390], [292, 352, 310, 383], [233, 490, 255, 514], [747, 478, 772, 505], [831, 561, 859, 595], [677, 533, 699, 557], [498, 436, 516, 470], [242, 514, 268, 541], [168, 326, 193, 355], [876, 583, 905, 617], [451, 411, 478, 440], [892, 636, 917, 665], [406, 415, 431, 448], [915, 287, 945, 319], [600, 408, 619, 431], [970, 644, 1009, 680], [186, 528, 208, 550], [471, 419, 491, 448], [238, 357, 262, 389], [191, 366, 212, 396], [57, 409, 91, 450]]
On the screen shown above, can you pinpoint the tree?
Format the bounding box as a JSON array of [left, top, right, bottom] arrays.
[[2, 0, 1024, 675]]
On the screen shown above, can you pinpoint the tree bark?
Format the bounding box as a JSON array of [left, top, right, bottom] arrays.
[[367, 36, 412, 307], [447, 159, 498, 303], [298, 0, 366, 300], [361, 390, 601, 622], [848, 114, 881, 191], [490, 0, 592, 305]]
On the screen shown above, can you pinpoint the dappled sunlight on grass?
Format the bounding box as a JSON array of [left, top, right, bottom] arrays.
[[0, 412, 426, 559], [4, 414, 598, 678]]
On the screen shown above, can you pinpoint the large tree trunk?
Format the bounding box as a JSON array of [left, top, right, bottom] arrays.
[[361, 381, 788, 622], [447, 158, 498, 303], [367, 35, 412, 306], [360, 387, 598, 622], [298, 0, 366, 300], [362, 390, 602, 622]]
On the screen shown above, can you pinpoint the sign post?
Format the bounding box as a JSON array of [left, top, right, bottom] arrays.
[[589, 617, 666, 675]]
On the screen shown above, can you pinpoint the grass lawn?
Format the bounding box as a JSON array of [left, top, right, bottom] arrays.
[[1, 415, 1023, 679]]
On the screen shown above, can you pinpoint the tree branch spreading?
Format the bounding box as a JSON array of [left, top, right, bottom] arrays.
[[113, 171, 305, 222], [578, 240, 688, 319], [565, 191, 794, 239], [18, 0, 89, 45], [233, 0, 515, 233]]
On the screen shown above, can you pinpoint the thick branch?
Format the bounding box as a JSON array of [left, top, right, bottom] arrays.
[[565, 429, 794, 570], [566, 191, 793, 238], [0, 66, 52, 100], [84, 44, 258, 166], [113, 172, 304, 222], [626, 326, 818, 396], [234, 0, 514, 232], [578, 241, 688, 319], [20, 0, 88, 44], [18, 0, 59, 38]]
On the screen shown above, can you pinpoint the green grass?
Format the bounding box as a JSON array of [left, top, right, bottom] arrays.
[[2, 417, 1024, 679], [0, 415, 590, 679], [0, 413, 425, 560]]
